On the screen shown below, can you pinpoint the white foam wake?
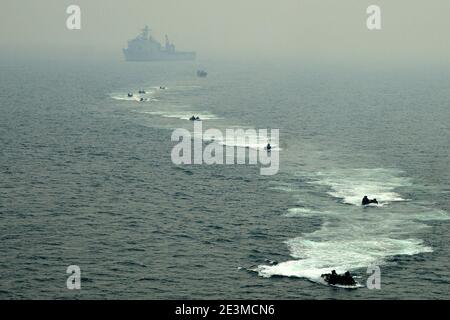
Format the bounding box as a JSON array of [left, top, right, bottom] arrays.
[[111, 94, 155, 102], [202, 130, 281, 151], [257, 168, 448, 285], [141, 111, 221, 120], [257, 235, 429, 282], [314, 168, 411, 206]]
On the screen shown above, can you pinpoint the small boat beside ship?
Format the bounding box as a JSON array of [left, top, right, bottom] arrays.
[[197, 70, 207, 77]]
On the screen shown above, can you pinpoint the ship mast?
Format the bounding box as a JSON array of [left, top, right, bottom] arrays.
[[141, 25, 150, 40], [165, 35, 170, 50]]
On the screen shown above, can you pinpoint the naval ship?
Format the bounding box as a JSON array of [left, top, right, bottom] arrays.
[[123, 26, 196, 61]]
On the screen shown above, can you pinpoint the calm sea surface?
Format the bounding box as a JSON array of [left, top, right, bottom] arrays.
[[0, 59, 449, 299]]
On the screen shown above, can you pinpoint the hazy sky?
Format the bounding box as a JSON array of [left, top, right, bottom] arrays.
[[1, 0, 449, 64]]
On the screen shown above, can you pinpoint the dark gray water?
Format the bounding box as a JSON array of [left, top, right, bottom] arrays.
[[0, 59, 449, 299]]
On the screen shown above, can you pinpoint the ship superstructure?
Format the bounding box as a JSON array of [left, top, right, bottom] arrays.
[[123, 26, 196, 61]]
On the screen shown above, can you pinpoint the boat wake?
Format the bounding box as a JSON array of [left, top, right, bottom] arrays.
[[111, 92, 157, 102], [256, 168, 448, 286], [200, 129, 281, 151], [140, 111, 221, 120]]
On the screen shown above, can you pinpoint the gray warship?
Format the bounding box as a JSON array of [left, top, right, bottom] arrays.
[[123, 26, 196, 61]]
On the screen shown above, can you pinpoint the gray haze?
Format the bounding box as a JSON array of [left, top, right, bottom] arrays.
[[1, 0, 450, 64]]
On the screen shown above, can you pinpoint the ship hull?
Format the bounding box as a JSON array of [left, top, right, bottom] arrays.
[[123, 49, 196, 61]]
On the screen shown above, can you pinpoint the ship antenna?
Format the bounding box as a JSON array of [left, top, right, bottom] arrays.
[[142, 25, 150, 39]]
